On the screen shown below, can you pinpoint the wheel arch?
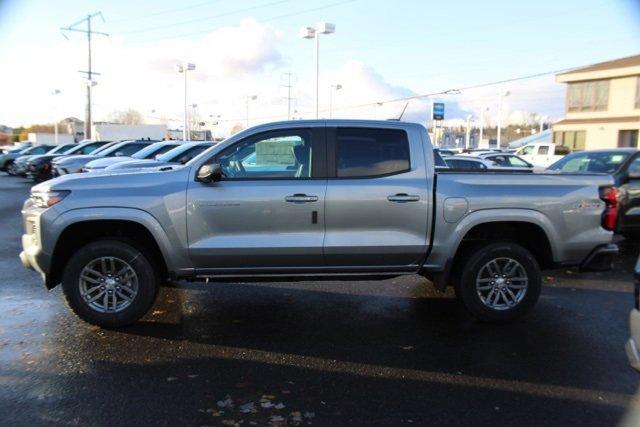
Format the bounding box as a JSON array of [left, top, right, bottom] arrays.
[[425, 209, 558, 290], [46, 208, 190, 289]]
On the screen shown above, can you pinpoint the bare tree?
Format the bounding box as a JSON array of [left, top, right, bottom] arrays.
[[108, 109, 145, 125], [230, 123, 244, 135]]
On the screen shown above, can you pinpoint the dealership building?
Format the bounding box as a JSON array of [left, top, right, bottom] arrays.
[[553, 54, 639, 151]]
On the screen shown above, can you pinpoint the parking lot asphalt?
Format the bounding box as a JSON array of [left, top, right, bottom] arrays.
[[0, 176, 639, 426]]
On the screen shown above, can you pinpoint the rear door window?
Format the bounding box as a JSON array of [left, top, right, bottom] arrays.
[[335, 128, 410, 178]]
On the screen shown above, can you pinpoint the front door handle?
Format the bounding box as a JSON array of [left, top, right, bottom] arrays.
[[285, 194, 318, 203], [387, 193, 420, 202]]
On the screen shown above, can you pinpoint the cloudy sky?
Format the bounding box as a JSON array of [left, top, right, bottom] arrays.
[[0, 0, 639, 135]]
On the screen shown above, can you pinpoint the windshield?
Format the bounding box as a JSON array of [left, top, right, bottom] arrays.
[[46, 144, 75, 154], [158, 144, 210, 163], [131, 143, 179, 159], [547, 151, 630, 173], [97, 142, 147, 157]]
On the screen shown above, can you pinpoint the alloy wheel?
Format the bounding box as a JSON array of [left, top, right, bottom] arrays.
[[78, 256, 138, 313], [475, 257, 528, 310]]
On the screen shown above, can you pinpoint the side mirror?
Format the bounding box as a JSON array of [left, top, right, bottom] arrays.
[[196, 163, 222, 183]]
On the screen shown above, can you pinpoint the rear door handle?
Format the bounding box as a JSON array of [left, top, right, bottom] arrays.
[[387, 193, 420, 202], [285, 194, 318, 203]]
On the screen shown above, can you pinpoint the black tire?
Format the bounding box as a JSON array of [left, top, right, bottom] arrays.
[[5, 161, 16, 176], [61, 240, 159, 328], [456, 242, 541, 322]]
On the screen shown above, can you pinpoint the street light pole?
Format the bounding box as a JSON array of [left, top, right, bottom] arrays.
[[537, 115, 544, 133], [479, 106, 489, 148], [497, 90, 510, 148], [246, 95, 257, 128], [301, 22, 335, 119], [51, 89, 61, 144], [176, 63, 196, 140]]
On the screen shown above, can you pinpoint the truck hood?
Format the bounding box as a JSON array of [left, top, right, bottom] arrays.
[[54, 154, 100, 165], [106, 159, 173, 171], [15, 155, 37, 164], [84, 156, 131, 169], [27, 154, 64, 164], [33, 164, 190, 194]]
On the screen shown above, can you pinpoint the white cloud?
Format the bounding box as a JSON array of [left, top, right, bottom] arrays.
[[318, 60, 428, 122], [0, 19, 566, 135]]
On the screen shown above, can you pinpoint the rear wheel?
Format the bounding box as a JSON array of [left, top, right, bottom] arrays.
[[456, 242, 541, 322], [61, 240, 159, 328]]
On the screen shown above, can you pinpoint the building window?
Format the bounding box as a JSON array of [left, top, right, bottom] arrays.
[[619, 130, 638, 148], [554, 130, 587, 151], [567, 80, 609, 112]]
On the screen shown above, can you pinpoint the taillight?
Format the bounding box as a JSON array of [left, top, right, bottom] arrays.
[[599, 186, 619, 231]]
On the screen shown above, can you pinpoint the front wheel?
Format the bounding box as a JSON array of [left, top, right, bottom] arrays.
[[5, 161, 16, 176], [61, 240, 159, 328], [456, 242, 541, 322]]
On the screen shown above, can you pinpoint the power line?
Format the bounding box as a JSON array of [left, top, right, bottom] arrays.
[[115, 0, 292, 35], [125, 0, 357, 44], [61, 12, 109, 140], [204, 66, 579, 123], [107, 0, 224, 24]]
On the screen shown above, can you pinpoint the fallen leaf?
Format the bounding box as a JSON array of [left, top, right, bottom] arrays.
[[239, 402, 256, 414]]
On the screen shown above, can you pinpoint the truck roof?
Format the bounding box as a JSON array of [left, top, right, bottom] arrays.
[[249, 119, 425, 129]]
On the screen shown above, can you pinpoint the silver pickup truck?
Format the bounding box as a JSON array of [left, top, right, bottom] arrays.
[[20, 120, 619, 327]]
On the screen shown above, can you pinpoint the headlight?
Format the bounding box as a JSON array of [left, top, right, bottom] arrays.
[[30, 190, 70, 208]]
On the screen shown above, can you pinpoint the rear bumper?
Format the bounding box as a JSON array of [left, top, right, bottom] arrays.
[[579, 243, 618, 272]]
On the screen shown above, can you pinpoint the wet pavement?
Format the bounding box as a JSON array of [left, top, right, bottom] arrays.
[[0, 176, 639, 426]]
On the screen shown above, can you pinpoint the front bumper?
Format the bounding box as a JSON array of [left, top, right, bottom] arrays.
[[19, 201, 53, 287]]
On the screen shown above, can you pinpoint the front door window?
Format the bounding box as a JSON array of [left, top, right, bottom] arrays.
[[218, 130, 313, 179]]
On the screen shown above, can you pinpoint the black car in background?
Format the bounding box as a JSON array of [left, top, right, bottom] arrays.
[[25, 140, 112, 182], [547, 148, 640, 238]]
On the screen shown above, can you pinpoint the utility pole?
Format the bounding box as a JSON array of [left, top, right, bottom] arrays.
[[281, 72, 295, 120], [61, 12, 108, 140]]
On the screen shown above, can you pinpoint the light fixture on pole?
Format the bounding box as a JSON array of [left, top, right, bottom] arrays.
[[176, 63, 196, 140], [329, 83, 342, 118], [479, 106, 489, 147], [51, 89, 61, 144], [497, 90, 510, 148], [300, 22, 335, 119], [465, 114, 473, 149], [246, 95, 257, 127]]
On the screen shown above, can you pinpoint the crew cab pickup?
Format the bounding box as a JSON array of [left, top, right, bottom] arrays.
[[20, 120, 618, 327]]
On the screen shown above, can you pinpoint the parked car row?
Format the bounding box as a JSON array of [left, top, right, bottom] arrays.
[[2, 139, 216, 182]]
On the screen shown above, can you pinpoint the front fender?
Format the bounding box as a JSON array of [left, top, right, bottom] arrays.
[[46, 207, 193, 275]]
